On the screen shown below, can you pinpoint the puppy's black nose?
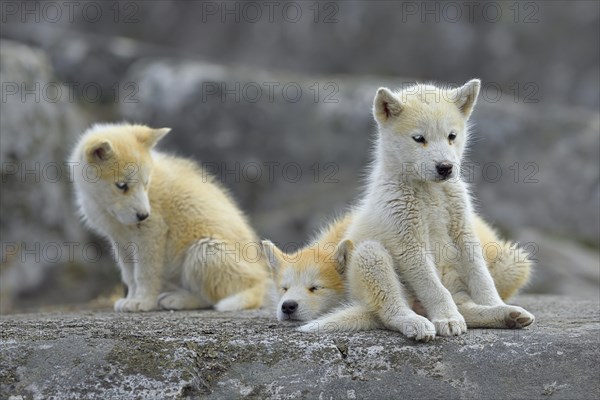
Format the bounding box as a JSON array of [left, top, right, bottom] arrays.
[[136, 213, 149, 221], [436, 162, 453, 178], [281, 300, 298, 315]]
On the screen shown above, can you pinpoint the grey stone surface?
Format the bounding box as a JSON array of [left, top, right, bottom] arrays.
[[1, 296, 598, 399]]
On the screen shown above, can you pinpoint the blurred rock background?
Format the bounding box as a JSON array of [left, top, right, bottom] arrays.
[[1, 0, 598, 313]]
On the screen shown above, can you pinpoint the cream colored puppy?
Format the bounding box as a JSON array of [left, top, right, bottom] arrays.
[[70, 123, 269, 312]]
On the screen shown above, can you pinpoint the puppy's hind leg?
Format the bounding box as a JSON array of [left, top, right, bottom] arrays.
[[458, 301, 535, 329], [444, 267, 534, 329], [182, 238, 269, 311]]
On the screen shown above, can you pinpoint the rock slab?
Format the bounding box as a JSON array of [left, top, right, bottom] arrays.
[[1, 296, 598, 399]]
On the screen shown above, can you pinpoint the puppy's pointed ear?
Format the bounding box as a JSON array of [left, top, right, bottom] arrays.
[[334, 239, 355, 275], [262, 240, 285, 274], [86, 140, 113, 163], [373, 87, 402, 125], [137, 127, 171, 149], [452, 79, 481, 118]]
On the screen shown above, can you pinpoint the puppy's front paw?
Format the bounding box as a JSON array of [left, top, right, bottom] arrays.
[[114, 297, 158, 312], [431, 312, 467, 336], [158, 291, 205, 311], [503, 305, 535, 329], [297, 322, 320, 333], [214, 296, 243, 312], [387, 314, 436, 342]]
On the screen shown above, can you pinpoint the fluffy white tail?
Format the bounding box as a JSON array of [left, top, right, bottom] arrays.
[[473, 216, 533, 300]]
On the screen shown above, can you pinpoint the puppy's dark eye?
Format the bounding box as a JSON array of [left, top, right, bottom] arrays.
[[448, 132, 457, 141], [309, 286, 318, 293], [281, 287, 288, 292], [115, 182, 128, 191], [412, 135, 426, 144]]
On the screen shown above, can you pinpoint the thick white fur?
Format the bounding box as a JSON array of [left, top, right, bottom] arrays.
[[307, 80, 534, 339], [70, 123, 269, 312]]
